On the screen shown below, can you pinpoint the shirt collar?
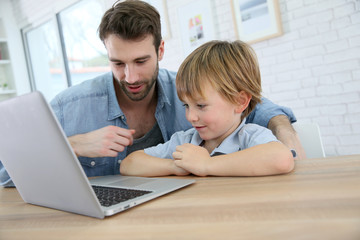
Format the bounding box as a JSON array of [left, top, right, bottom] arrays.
[[107, 73, 123, 121], [190, 118, 247, 156], [156, 70, 171, 108]]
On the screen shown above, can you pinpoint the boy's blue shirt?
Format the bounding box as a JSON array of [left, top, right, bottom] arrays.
[[0, 69, 296, 186], [144, 118, 279, 159]]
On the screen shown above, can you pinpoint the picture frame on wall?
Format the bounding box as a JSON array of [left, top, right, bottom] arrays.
[[177, 0, 216, 57], [145, 0, 171, 39], [232, 0, 283, 44]]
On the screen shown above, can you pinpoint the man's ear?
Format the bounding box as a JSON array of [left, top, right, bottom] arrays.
[[235, 91, 252, 114], [158, 40, 165, 61]]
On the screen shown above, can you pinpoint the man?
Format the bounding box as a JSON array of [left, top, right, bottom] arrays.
[[0, 0, 304, 186]]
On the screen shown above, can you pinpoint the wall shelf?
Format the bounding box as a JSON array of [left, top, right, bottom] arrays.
[[0, 89, 16, 95], [0, 16, 16, 101]]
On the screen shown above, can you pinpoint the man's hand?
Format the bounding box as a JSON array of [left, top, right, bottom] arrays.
[[173, 143, 211, 176], [268, 115, 306, 160], [68, 126, 135, 158]]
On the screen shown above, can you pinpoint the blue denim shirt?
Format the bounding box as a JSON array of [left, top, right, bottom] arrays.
[[0, 68, 296, 186], [49, 69, 192, 177]]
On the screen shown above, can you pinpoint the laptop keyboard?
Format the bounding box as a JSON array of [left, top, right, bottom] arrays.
[[92, 185, 152, 207]]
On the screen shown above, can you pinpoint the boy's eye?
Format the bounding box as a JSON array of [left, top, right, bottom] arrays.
[[197, 104, 206, 109], [182, 103, 189, 108]]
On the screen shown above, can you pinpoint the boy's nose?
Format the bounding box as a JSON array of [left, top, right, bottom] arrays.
[[186, 108, 199, 122]]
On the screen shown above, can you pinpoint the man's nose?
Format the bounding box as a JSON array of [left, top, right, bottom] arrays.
[[124, 64, 138, 84]]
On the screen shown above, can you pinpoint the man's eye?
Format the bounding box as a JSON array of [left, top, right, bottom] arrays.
[[137, 60, 146, 64], [115, 62, 124, 66]]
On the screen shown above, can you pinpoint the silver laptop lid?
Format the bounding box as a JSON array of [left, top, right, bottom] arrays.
[[0, 92, 195, 218], [0, 92, 104, 218]]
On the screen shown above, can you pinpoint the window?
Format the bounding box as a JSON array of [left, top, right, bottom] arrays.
[[58, 0, 110, 86], [23, 0, 113, 101], [24, 20, 67, 101]]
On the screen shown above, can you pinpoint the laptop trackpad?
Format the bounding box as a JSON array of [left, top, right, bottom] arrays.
[[109, 178, 156, 188]]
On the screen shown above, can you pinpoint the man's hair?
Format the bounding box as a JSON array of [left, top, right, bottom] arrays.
[[98, 0, 162, 51], [176, 40, 262, 119]]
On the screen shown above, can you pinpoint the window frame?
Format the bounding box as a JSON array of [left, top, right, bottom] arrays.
[[21, 0, 112, 99]]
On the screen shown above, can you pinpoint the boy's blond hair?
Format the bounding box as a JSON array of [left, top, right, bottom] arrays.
[[176, 40, 262, 119]]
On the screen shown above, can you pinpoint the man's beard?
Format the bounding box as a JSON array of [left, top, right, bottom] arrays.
[[118, 63, 159, 101]]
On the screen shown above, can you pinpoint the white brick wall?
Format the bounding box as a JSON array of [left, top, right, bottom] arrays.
[[9, 0, 360, 156], [162, 0, 360, 157], [252, 0, 360, 156]]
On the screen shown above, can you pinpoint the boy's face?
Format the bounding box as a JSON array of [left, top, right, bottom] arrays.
[[104, 34, 164, 101], [182, 82, 247, 146]]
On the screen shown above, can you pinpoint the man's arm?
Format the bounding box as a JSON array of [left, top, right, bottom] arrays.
[[246, 97, 297, 127], [50, 95, 136, 158], [0, 161, 14, 187], [246, 97, 306, 160], [268, 115, 306, 160]]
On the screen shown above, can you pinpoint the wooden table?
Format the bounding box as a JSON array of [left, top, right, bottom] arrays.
[[1, 155, 360, 240]]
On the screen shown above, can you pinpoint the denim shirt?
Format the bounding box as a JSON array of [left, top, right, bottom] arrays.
[[49, 69, 192, 177], [0, 68, 296, 186]]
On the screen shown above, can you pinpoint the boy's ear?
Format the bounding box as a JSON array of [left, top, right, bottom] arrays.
[[235, 91, 251, 114]]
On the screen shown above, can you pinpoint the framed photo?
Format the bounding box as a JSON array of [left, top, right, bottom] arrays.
[[232, 0, 283, 44], [177, 0, 216, 57], [144, 0, 171, 39]]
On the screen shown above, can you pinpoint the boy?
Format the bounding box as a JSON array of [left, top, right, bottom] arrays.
[[120, 40, 294, 177]]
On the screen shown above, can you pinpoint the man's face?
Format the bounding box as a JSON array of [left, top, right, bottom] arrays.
[[104, 34, 164, 101]]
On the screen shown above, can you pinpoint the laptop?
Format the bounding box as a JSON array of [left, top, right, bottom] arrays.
[[0, 91, 194, 219]]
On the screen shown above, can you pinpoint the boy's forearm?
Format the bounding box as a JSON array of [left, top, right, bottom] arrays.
[[206, 142, 294, 176], [120, 150, 175, 177]]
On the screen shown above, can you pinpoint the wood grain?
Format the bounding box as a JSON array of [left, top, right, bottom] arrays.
[[1, 155, 360, 240]]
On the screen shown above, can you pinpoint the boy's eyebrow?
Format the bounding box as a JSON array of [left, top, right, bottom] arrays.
[[109, 55, 151, 62], [182, 95, 205, 103]]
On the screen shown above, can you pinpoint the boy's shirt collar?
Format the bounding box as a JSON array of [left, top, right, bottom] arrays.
[[190, 119, 246, 156]]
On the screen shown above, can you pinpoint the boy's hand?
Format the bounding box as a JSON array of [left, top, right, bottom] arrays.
[[172, 143, 211, 177], [171, 163, 191, 176]]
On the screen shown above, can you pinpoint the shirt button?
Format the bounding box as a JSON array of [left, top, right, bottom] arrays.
[[90, 161, 96, 167], [118, 160, 122, 164], [121, 116, 125, 120]]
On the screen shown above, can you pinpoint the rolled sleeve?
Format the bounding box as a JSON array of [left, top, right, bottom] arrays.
[[0, 161, 14, 187], [246, 97, 297, 127]]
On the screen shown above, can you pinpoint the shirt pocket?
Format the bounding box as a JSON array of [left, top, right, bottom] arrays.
[[78, 157, 109, 176]]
